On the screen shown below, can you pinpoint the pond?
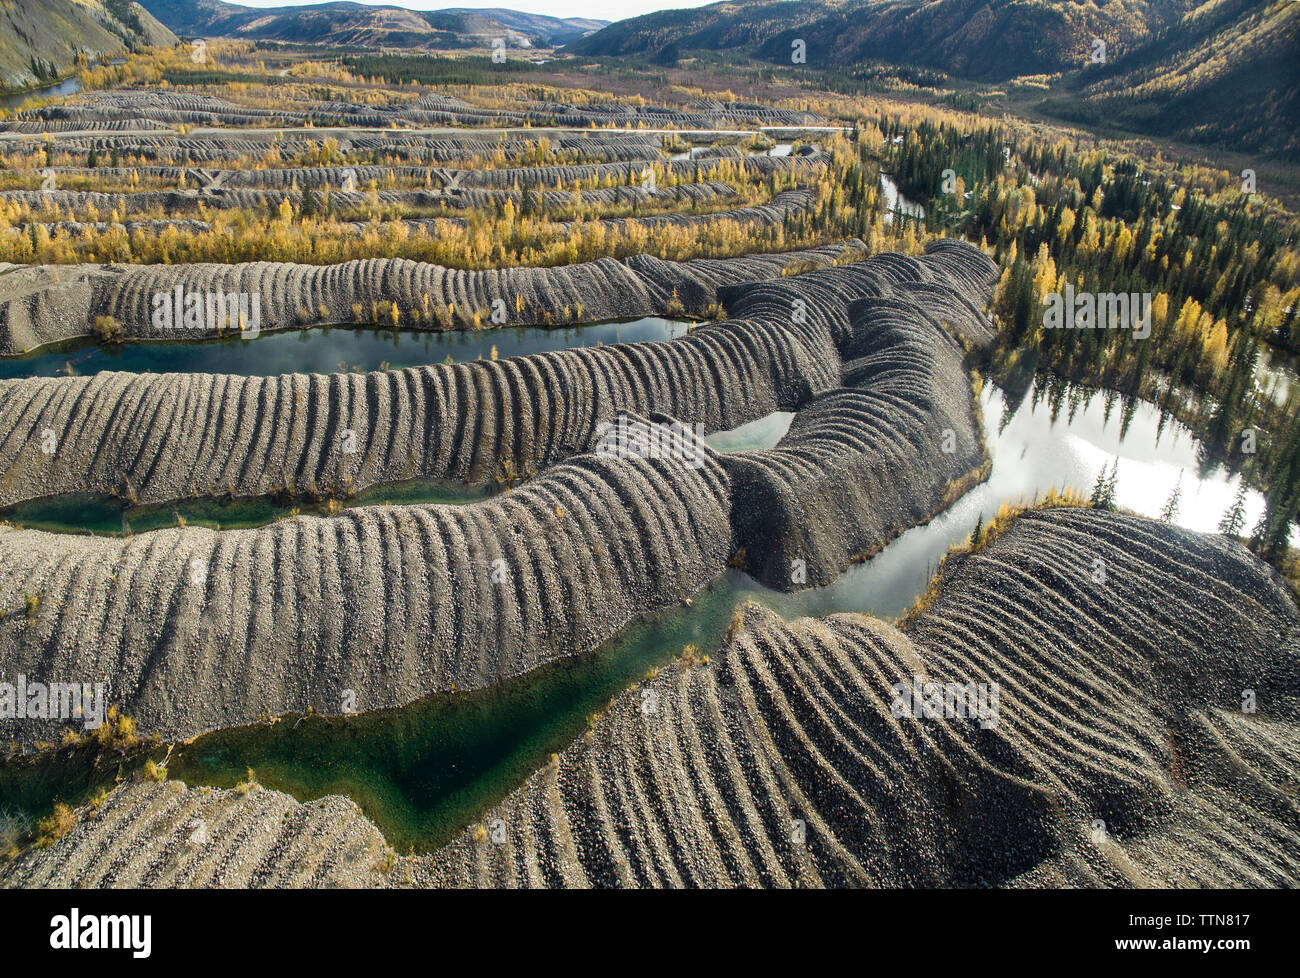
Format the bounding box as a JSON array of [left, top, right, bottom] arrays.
[[880, 172, 925, 225], [0, 76, 82, 112], [0, 317, 693, 380], [764, 377, 1283, 622], [1255, 344, 1300, 407]]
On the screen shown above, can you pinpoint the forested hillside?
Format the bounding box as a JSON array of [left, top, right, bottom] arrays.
[[0, 0, 176, 91], [570, 0, 1295, 159]]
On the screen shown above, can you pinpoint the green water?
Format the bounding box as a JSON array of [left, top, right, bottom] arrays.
[[165, 572, 757, 853], [0, 478, 492, 536], [1, 408, 790, 537], [0, 318, 692, 380], [0, 743, 149, 841]]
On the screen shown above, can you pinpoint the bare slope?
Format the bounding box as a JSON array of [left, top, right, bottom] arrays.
[[138, 0, 604, 48]]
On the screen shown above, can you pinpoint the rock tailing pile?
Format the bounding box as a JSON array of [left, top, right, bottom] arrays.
[[0, 779, 389, 888], [0, 179, 746, 220], [416, 508, 1300, 888], [0, 241, 853, 355], [723, 291, 988, 587], [6, 509, 1294, 887], [3, 90, 825, 133], [0, 154, 822, 223], [0, 245, 987, 509], [18, 131, 667, 165], [0, 429, 736, 741], [0, 241, 999, 742]]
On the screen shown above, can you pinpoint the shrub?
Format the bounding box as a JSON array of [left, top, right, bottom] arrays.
[[93, 315, 123, 344], [34, 803, 76, 848]]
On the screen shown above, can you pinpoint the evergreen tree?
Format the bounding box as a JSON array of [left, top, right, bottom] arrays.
[[1090, 459, 1120, 510], [1159, 471, 1184, 523], [1089, 462, 1109, 508], [301, 186, 317, 220], [1218, 482, 1248, 537], [1104, 459, 1119, 509]]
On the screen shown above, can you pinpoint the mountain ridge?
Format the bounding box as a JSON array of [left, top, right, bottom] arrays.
[[138, 0, 607, 48], [567, 0, 1298, 159]]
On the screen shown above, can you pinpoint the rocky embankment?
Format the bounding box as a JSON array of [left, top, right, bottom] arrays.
[[6, 508, 1294, 887], [0, 241, 998, 742], [1, 186, 813, 251], [0, 154, 820, 221], [28, 131, 668, 164]]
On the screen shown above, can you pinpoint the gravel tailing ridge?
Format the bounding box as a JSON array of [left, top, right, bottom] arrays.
[[0, 241, 1000, 742], [6, 508, 1293, 887]]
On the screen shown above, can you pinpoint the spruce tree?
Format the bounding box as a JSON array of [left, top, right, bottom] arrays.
[[1159, 471, 1184, 523], [1089, 464, 1109, 507], [1089, 459, 1120, 510], [1218, 482, 1248, 537]]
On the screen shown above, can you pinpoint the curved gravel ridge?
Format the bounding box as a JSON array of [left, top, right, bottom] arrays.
[[14, 152, 815, 192], [18, 131, 667, 165], [1, 185, 806, 244], [0, 179, 743, 218], [0, 778, 390, 888], [414, 507, 1300, 888], [198, 153, 823, 190], [6, 508, 1294, 888], [0, 243, 989, 508], [15, 152, 815, 187], [6, 220, 213, 237], [722, 298, 986, 588], [0, 120, 171, 134], [0, 243, 998, 742], [0, 419, 737, 742], [11, 90, 822, 133], [545, 186, 813, 236], [0, 242, 860, 355], [0, 153, 819, 217]]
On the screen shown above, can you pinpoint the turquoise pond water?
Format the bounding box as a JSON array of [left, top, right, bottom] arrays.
[[0, 317, 692, 380]]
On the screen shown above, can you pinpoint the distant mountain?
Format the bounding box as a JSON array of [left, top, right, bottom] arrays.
[[138, 1, 606, 48], [568, 0, 1202, 80], [569, 0, 1297, 159], [0, 0, 177, 92], [442, 8, 607, 44]]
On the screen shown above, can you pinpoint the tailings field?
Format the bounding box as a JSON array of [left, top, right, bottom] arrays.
[[0, 48, 1296, 889]]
